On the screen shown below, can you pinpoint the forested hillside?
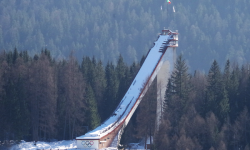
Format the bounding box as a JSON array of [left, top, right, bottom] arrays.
[[0, 0, 249, 71], [1, 0, 250, 149]]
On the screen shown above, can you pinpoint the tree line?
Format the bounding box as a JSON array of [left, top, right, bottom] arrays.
[[0, 48, 142, 142]]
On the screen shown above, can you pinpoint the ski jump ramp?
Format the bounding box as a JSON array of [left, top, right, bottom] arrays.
[[76, 29, 178, 149]]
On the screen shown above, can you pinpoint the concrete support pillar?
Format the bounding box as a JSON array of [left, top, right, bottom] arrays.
[[155, 47, 176, 131]]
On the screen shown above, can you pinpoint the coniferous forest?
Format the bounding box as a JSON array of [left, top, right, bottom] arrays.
[[0, 49, 141, 142], [153, 56, 250, 150], [0, 49, 249, 150], [0, 0, 250, 71], [0, 0, 250, 149]]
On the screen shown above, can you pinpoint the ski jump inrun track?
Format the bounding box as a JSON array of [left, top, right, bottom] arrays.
[[76, 29, 178, 149]]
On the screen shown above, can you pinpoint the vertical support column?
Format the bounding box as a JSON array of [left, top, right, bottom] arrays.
[[155, 47, 176, 131]]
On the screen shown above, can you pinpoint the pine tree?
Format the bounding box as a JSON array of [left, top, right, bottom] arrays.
[[246, 75, 250, 111], [206, 60, 223, 117], [163, 55, 192, 136], [93, 60, 107, 120], [191, 70, 207, 116], [116, 55, 127, 80], [229, 65, 240, 121], [163, 78, 174, 113], [171, 55, 191, 105], [85, 84, 101, 129], [129, 62, 140, 79], [103, 62, 119, 120], [238, 65, 250, 115], [163, 55, 191, 116], [116, 55, 129, 104], [0, 59, 5, 140], [13, 47, 18, 64], [83, 57, 107, 121], [219, 87, 230, 121], [19, 51, 30, 62], [223, 60, 231, 92], [218, 60, 231, 121]]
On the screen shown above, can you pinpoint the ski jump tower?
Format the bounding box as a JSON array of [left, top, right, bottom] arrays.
[[76, 29, 178, 149]]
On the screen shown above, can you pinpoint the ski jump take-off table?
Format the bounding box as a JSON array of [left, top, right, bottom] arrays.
[[76, 29, 178, 149]]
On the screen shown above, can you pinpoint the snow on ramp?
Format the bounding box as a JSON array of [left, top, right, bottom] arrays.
[[77, 32, 172, 140]]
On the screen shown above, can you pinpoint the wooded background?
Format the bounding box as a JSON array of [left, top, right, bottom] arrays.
[[0, 0, 249, 71]]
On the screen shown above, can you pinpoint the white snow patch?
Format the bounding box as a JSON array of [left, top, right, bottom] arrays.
[[10, 140, 77, 150]]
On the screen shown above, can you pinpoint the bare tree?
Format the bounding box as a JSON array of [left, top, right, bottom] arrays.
[[57, 54, 85, 140], [28, 54, 57, 141], [136, 78, 157, 147]]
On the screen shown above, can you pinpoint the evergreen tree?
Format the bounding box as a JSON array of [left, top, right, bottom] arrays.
[[13, 47, 18, 64], [219, 87, 230, 121], [80, 56, 91, 79], [129, 62, 140, 79], [206, 60, 223, 117], [116, 55, 130, 104], [85, 84, 101, 129], [116, 76, 130, 106], [223, 60, 231, 92], [163, 78, 174, 112], [19, 51, 30, 63], [90, 58, 106, 121], [0, 59, 5, 140], [218, 60, 231, 121], [191, 71, 207, 116], [229, 65, 240, 121], [238, 65, 250, 114], [246, 75, 250, 111], [171, 55, 191, 104], [164, 55, 191, 116], [116, 55, 127, 81], [103, 62, 119, 120], [162, 55, 192, 142]]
